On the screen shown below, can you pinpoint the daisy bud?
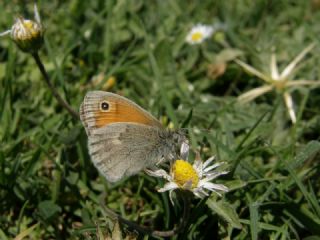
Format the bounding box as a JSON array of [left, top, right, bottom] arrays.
[[11, 17, 43, 53]]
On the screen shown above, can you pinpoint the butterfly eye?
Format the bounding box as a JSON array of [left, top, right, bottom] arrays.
[[100, 101, 109, 111]]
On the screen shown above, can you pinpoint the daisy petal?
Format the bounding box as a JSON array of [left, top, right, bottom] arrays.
[[270, 52, 280, 80], [280, 43, 315, 79], [193, 191, 203, 199], [158, 182, 179, 192], [0, 30, 12, 37], [202, 182, 229, 192], [286, 80, 320, 87], [235, 59, 271, 83], [145, 169, 171, 181], [203, 156, 215, 168], [209, 190, 222, 197], [193, 152, 203, 174], [203, 162, 225, 173], [193, 188, 209, 198], [180, 141, 190, 160], [34, 3, 41, 24], [283, 92, 296, 124], [197, 185, 223, 197], [237, 85, 274, 103]]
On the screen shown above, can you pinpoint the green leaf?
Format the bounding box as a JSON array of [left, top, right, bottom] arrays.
[[249, 202, 260, 240], [38, 200, 61, 221], [288, 140, 320, 169], [154, 39, 172, 71], [206, 199, 242, 229]]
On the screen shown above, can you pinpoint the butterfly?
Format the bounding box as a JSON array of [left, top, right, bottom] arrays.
[[80, 91, 189, 182]]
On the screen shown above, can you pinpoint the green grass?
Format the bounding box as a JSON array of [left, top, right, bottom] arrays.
[[1, 0, 320, 239]]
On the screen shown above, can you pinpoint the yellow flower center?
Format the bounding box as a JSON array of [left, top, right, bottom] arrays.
[[22, 20, 42, 39], [191, 32, 204, 42], [173, 160, 199, 189], [23, 21, 34, 30]]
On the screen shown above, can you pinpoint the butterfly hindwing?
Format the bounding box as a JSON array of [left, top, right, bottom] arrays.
[[87, 122, 169, 182]]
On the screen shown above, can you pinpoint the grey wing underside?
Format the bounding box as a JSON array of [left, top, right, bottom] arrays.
[[88, 123, 164, 182]]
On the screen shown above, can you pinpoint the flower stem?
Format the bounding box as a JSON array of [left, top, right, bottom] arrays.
[[31, 52, 79, 119], [99, 191, 191, 238]]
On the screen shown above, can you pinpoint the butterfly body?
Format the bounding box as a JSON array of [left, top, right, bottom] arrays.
[[80, 91, 187, 182]]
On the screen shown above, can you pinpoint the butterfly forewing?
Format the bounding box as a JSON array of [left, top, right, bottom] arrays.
[[80, 91, 162, 135]]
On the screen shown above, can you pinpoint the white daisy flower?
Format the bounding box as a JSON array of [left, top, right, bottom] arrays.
[[235, 43, 320, 124], [146, 154, 229, 201], [185, 24, 214, 45]]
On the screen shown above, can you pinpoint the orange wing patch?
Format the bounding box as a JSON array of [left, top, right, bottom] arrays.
[[94, 99, 162, 128]]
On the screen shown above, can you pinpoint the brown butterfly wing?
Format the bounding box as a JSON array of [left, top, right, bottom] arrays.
[[87, 122, 171, 182], [79, 91, 170, 182], [80, 91, 163, 135]]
